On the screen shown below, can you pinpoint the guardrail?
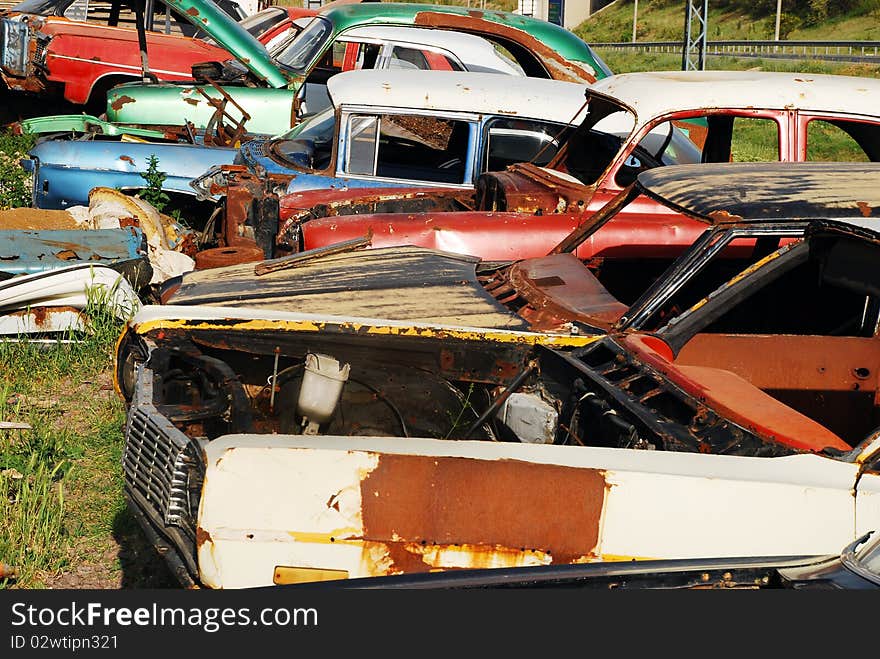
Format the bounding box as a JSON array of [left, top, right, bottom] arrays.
[[592, 40, 880, 64]]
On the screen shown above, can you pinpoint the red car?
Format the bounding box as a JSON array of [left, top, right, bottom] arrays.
[[0, 0, 314, 111], [264, 70, 880, 265]]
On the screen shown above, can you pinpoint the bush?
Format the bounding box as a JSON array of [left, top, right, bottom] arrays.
[[0, 129, 36, 210]]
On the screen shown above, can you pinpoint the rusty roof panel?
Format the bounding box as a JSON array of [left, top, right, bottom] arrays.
[[169, 245, 527, 329], [635, 162, 880, 224]]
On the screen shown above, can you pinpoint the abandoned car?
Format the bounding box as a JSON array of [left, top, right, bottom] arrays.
[[0, 0, 305, 110], [22, 70, 584, 219], [116, 162, 880, 587], [266, 69, 880, 261], [103, 1, 610, 135]]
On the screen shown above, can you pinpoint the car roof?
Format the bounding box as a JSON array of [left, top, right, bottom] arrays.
[[634, 162, 880, 227], [589, 70, 880, 121], [342, 25, 525, 75], [326, 69, 590, 124], [315, 2, 604, 74]]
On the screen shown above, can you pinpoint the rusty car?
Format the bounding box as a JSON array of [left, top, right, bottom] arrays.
[[0, 0, 309, 112], [255, 70, 880, 263], [115, 162, 880, 587], [102, 1, 611, 136], [18, 51, 543, 215]]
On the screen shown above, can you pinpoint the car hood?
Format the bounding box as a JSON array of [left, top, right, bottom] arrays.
[[167, 245, 529, 330], [159, 0, 286, 87]]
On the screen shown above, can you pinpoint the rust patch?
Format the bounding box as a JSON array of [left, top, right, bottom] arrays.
[[707, 209, 745, 223], [184, 97, 200, 106], [31, 306, 48, 327], [110, 95, 135, 111], [186, 7, 199, 15], [119, 155, 135, 165], [195, 526, 212, 549], [360, 454, 605, 568], [55, 249, 79, 260], [413, 12, 596, 83], [858, 201, 872, 217]]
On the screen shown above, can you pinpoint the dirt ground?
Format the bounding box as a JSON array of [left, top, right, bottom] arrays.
[[0, 208, 79, 231]]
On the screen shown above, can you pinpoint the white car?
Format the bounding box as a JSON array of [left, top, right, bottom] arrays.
[[117, 162, 880, 588]]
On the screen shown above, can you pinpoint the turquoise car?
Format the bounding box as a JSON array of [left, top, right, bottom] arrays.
[[105, 1, 611, 135]]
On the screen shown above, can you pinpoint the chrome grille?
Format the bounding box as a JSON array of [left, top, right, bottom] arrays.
[[122, 368, 203, 541]]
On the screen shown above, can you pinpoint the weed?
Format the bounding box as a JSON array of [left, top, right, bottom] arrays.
[[138, 154, 170, 213], [444, 383, 476, 439], [0, 128, 36, 210]]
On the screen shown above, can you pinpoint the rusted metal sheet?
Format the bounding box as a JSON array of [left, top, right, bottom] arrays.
[[168, 246, 529, 329], [620, 334, 852, 454], [0, 228, 145, 275], [413, 12, 598, 84], [358, 453, 605, 568], [193, 433, 876, 587], [475, 162, 592, 214], [494, 253, 628, 332], [0, 306, 86, 335]]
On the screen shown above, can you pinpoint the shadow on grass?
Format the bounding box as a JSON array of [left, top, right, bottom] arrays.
[[112, 506, 176, 589]]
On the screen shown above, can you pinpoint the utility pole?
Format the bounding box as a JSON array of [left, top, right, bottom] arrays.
[[774, 0, 782, 41], [632, 0, 638, 43], [682, 0, 709, 71]]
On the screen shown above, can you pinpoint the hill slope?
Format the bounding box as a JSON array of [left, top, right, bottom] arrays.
[[574, 0, 880, 42]]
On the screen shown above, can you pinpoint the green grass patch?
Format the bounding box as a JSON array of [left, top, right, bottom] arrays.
[[0, 290, 128, 588]]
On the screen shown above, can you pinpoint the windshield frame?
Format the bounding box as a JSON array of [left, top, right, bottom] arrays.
[[841, 531, 880, 586], [274, 16, 333, 75], [269, 105, 338, 172]]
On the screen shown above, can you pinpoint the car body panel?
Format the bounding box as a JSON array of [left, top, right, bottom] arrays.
[[196, 433, 873, 588], [27, 139, 239, 209], [0, 227, 144, 275]]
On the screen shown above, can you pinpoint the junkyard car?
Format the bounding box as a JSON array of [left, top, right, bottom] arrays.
[[0, 0, 307, 110], [103, 1, 611, 135], [273, 70, 880, 261], [184, 68, 606, 264], [117, 162, 880, 587], [22, 68, 585, 221]]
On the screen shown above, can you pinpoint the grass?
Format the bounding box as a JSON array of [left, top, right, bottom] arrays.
[[0, 286, 131, 589], [576, 1, 880, 43]]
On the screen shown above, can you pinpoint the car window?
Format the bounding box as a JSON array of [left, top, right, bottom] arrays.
[[238, 7, 286, 39], [60, 0, 201, 36], [275, 16, 332, 73], [484, 118, 573, 171], [387, 46, 429, 71], [636, 115, 780, 164], [658, 235, 880, 339], [806, 119, 873, 162], [344, 113, 472, 184]]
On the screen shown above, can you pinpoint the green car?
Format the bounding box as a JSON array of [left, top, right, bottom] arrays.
[[105, 1, 612, 136]]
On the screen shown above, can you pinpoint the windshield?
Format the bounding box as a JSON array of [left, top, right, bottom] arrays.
[[8, 0, 63, 15], [274, 16, 332, 74], [239, 7, 286, 38], [271, 106, 336, 170]]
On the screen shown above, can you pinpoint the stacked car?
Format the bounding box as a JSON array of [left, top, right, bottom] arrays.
[[3, 0, 880, 591]]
